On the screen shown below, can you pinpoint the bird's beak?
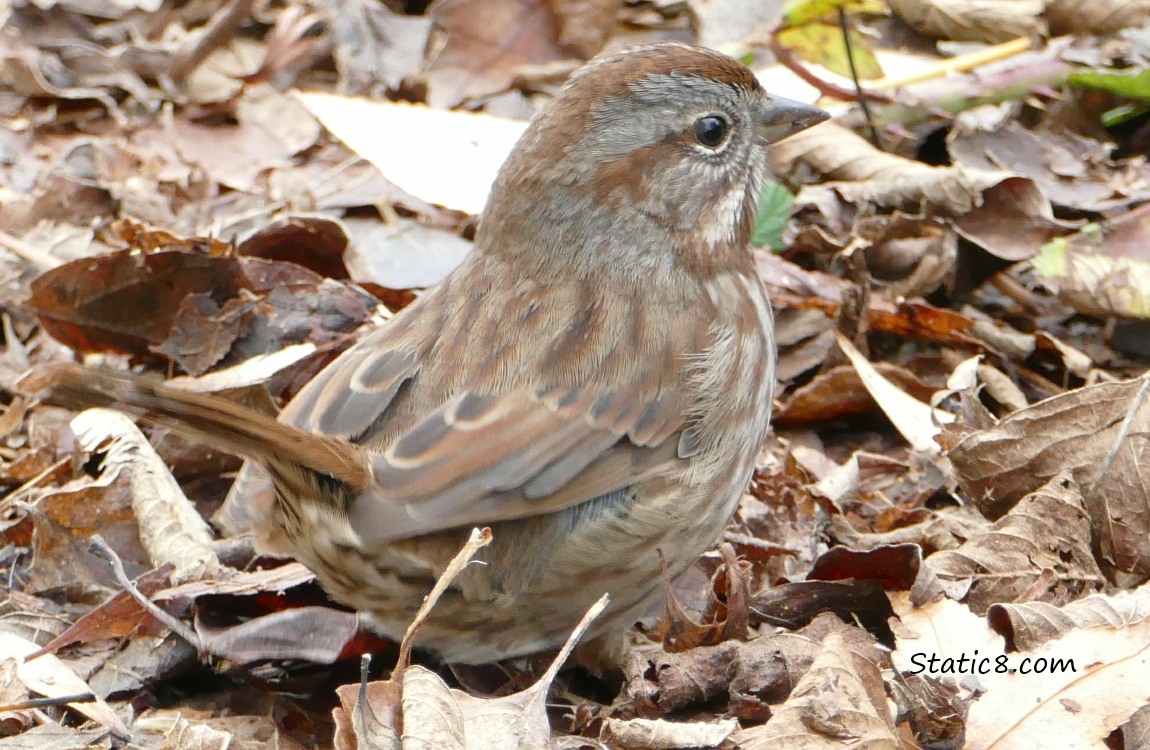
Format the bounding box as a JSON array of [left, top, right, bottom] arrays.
[[757, 95, 830, 144]]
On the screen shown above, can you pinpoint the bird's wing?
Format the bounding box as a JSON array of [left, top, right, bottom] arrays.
[[345, 380, 693, 541], [264, 301, 703, 542]]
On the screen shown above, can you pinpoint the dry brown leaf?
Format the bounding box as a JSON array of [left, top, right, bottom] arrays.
[[778, 122, 1072, 261], [886, 0, 1045, 44], [948, 121, 1141, 213], [988, 581, 1150, 652], [170, 87, 320, 193], [733, 632, 897, 749], [425, 0, 570, 108], [948, 375, 1150, 576], [549, 0, 619, 57], [619, 613, 885, 722], [1045, 0, 1150, 34], [774, 361, 938, 427], [925, 471, 1104, 614]]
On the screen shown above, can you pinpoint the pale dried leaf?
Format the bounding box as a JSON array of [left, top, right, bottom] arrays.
[[0, 631, 129, 737], [168, 344, 317, 392], [70, 408, 220, 583], [600, 716, 737, 749], [400, 594, 609, 749], [888, 593, 1006, 677], [965, 617, 1150, 749], [887, 0, 1045, 44], [837, 334, 953, 453], [989, 582, 1150, 651], [294, 94, 526, 213], [1033, 227, 1150, 319], [159, 714, 234, 750]]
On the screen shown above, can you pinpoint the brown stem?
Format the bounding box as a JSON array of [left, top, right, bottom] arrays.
[[767, 34, 895, 104], [169, 0, 257, 88]]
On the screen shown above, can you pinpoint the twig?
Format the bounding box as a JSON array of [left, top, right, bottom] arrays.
[[394, 527, 492, 675], [88, 535, 206, 653], [0, 693, 96, 712], [169, 0, 257, 88], [838, 8, 880, 149], [0, 228, 61, 270], [871, 36, 1033, 91], [766, 34, 894, 104]]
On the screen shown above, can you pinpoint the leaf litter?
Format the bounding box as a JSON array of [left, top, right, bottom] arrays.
[[4, 0, 1150, 747]]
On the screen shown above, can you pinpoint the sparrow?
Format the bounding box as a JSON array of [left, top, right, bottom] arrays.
[[29, 42, 828, 663]]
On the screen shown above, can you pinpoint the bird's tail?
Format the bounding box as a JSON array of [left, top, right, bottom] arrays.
[[21, 363, 370, 490]]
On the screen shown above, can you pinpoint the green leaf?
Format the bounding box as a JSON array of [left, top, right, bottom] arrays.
[[783, 0, 886, 24], [777, 24, 883, 80], [1069, 69, 1150, 99], [1102, 102, 1150, 127], [752, 180, 796, 251]]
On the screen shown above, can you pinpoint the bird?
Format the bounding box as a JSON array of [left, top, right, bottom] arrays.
[[27, 41, 828, 664]]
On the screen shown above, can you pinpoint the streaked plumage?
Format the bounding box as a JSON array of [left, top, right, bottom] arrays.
[[30, 42, 827, 663]]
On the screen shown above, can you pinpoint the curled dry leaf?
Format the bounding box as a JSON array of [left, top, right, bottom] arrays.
[[1045, 0, 1150, 34], [776, 122, 1072, 262], [988, 581, 1150, 652], [925, 471, 1105, 614], [70, 408, 219, 583], [889, 672, 968, 750], [886, 0, 1045, 43], [600, 716, 737, 749], [619, 613, 886, 721], [948, 375, 1150, 576]]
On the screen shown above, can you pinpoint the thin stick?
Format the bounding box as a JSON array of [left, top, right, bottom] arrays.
[[838, 7, 881, 149], [0, 228, 60, 270], [169, 0, 257, 88], [88, 535, 206, 653]]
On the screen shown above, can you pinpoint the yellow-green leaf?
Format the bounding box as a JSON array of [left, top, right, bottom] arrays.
[[783, 0, 886, 24], [777, 24, 884, 80]]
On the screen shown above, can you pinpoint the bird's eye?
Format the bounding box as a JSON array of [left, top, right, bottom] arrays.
[[692, 115, 730, 149]]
